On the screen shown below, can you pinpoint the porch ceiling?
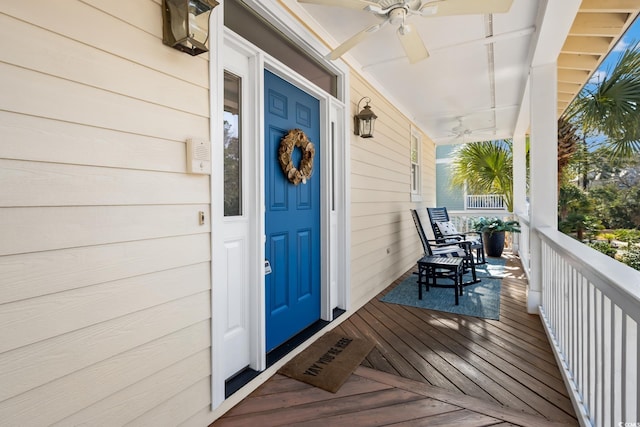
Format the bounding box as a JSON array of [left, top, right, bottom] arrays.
[[285, 0, 639, 144]]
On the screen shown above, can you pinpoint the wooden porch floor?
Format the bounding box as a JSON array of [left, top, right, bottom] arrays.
[[213, 253, 578, 426]]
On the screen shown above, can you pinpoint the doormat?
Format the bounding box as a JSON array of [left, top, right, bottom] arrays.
[[278, 330, 374, 393]]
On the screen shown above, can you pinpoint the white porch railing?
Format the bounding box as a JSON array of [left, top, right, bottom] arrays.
[[465, 194, 506, 210], [452, 210, 639, 426], [448, 210, 515, 238], [536, 226, 640, 427]]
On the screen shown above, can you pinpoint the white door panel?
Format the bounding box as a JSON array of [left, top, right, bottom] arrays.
[[220, 46, 254, 379]]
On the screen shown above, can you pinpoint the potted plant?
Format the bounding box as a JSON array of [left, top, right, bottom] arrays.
[[472, 217, 521, 257]]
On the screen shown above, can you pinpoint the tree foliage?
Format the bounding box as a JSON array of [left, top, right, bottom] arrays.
[[223, 119, 241, 217], [449, 140, 514, 211]]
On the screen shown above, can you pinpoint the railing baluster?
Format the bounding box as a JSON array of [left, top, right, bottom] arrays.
[[464, 194, 506, 210], [632, 319, 638, 423], [570, 267, 576, 378], [603, 297, 612, 426], [614, 306, 622, 425], [589, 283, 596, 424], [579, 275, 586, 403]]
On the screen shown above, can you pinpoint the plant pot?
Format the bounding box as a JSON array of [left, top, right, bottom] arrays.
[[483, 231, 505, 257]]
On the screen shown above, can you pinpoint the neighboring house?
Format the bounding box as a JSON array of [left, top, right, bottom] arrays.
[[435, 145, 465, 210], [587, 165, 640, 189], [0, 1, 637, 426]]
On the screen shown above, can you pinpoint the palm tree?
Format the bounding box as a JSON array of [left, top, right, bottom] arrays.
[[564, 41, 640, 158], [557, 117, 580, 188], [449, 140, 514, 212]]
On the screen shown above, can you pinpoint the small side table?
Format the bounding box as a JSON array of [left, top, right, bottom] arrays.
[[417, 256, 465, 305]]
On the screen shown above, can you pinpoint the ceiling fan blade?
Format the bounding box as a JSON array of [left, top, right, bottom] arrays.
[[397, 25, 429, 64], [327, 20, 388, 60], [297, 0, 378, 10], [422, 0, 513, 16]]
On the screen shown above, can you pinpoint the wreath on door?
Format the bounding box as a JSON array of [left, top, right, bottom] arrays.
[[278, 128, 315, 185]]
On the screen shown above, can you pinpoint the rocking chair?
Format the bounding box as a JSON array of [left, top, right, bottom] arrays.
[[427, 207, 486, 265], [410, 209, 480, 303]]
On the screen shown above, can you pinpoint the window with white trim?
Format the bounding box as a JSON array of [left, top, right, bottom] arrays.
[[410, 128, 422, 201]]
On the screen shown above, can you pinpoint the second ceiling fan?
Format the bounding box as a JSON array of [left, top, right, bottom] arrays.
[[298, 0, 513, 64]]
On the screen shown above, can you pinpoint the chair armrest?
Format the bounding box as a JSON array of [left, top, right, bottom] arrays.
[[429, 239, 472, 254], [432, 235, 463, 243]]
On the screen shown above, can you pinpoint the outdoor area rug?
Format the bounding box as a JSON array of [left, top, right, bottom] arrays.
[[477, 256, 507, 279], [380, 257, 506, 320], [278, 330, 374, 393]]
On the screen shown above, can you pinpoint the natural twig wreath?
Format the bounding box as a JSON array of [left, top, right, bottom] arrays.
[[278, 129, 315, 185]]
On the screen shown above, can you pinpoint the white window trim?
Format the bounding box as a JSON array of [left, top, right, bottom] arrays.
[[410, 126, 422, 202]]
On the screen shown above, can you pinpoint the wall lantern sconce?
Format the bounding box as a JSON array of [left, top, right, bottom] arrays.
[[162, 0, 219, 56], [354, 97, 378, 138]]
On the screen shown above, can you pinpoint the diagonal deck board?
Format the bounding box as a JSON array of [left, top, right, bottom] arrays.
[[213, 253, 578, 426], [368, 299, 576, 419]]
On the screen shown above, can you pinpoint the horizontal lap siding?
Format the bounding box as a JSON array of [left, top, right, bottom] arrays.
[[0, 1, 213, 426], [350, 74, 436, 308]]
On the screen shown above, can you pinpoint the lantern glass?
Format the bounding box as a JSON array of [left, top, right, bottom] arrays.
[[163, 0, 219, 56]]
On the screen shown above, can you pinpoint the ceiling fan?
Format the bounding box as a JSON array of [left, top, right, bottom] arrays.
[[442, 117, 496, 142], [298, 0, 513, 64], [451, 117, 472, 138]]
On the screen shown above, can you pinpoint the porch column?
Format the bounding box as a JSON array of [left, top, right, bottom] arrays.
[[512, 132, 527, 255], [528, 62, 558, 314]]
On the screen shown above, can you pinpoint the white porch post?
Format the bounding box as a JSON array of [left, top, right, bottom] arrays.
[[528, 62, 558, 313], [512, 134, 527, 216], [512, 133, 527, 255]]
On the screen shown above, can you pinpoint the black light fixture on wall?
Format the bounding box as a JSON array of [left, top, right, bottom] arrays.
[[162, 0, 219, 56], [354, 97, 378, 138]]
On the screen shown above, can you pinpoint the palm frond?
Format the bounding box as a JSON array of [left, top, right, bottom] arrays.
[[564, 41, 640, 160]]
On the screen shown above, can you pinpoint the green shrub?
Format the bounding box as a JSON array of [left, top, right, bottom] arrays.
[[597, 233, 616, 243], [588, 241, 617, 258], [613, 229, 640, 244], [619, 245, 640, 271]]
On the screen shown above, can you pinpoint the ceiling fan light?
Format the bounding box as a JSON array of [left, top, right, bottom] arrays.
[[388, 8, 406, 25]]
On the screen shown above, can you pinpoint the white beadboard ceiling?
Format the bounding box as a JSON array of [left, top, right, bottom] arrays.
[[283, 0, 639, 145]]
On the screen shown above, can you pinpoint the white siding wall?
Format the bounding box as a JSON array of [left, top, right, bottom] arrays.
[[0, 1, 213, 425], [350, 74, 436, 308]]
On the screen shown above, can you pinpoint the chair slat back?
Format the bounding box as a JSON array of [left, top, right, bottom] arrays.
[[427, 207, 450, 241], [410, 209, 433, 256]]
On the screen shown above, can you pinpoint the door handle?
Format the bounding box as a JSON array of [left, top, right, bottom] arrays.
[[264, 260, 272, 275]]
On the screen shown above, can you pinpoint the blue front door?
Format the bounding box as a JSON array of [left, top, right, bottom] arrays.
[[264, 70, 321, 352]]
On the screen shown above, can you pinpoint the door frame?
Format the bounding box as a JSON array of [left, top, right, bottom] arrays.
[[210, 1, 351, 409]]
